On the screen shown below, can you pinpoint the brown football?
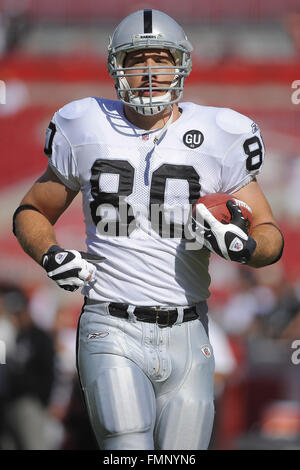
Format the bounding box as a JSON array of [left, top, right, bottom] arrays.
[[192, 193, 253, 233]]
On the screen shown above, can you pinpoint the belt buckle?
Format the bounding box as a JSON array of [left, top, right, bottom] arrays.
[[155, 307, 170, 327]]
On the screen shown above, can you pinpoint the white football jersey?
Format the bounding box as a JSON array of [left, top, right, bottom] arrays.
[[45, 97, 264, 306]]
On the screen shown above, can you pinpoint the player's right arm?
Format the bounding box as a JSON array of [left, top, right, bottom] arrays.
[[13, 164, 78, 265], [14, 165, 98, 291], [14, 100, 103, 291]]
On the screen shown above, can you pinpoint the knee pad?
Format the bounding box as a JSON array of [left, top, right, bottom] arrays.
[[83, 363, 155, 442], [156, 395, 215, 450]]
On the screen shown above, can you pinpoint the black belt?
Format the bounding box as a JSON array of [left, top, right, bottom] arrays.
[[108, 302, 199, 327]]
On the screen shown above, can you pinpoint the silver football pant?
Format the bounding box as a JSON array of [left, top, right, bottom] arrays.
[[77, 301, 215, 450]]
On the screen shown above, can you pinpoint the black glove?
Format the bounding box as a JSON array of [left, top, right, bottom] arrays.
[[42, 245, 104, 291], [192, 200, 256, 264]]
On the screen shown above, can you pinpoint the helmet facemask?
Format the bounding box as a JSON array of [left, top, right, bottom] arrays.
[[108, 41, 192, 115], [107, 10, 193, 115]]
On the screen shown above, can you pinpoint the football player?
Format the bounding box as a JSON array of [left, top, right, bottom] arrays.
[[13, 9, 284, 450]]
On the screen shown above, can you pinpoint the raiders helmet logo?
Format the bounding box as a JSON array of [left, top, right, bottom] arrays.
[[183, 130, 204, 149]]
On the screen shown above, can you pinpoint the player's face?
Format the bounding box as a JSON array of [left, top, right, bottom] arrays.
[[123, 49, 176, 99]]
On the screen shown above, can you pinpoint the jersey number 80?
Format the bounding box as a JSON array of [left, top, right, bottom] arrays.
[[89, 136, 263, 238], [90, 160, 201, 237]]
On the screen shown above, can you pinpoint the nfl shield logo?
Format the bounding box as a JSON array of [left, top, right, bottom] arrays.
[[55, 252, 68, 264], [229, 237, 243, 252], [201, 345, 211, 358], [234, 240, 242, 250]]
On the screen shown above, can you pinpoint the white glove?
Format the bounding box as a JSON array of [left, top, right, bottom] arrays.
[[42, 245, 104, 291], [192, 200, 256, 264]]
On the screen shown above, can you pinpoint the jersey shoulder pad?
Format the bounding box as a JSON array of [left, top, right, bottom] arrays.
[[183, 104, 260, 158], [215, 108, 256, 135], [57, 97, 94, 120], [54, 97, 100, 146]]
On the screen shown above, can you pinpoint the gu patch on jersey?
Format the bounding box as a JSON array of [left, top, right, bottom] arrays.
[[201, 345, 211, 358], [183, 130, 204, 149]]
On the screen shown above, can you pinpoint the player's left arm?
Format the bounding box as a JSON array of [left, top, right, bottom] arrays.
[[232, 179, 284, 268]]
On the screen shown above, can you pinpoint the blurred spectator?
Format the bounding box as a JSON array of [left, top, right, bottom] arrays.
[[220, 268, 277, 337], [42, 303, 80, 449], [48, 305, 77, 421], [235, 400, 300, 450], [209, 317, 237, 398], [281, 310, 300, 341], [0, 14, 6, 55], [208, 317, 237, 449], [218, 263, 300, 341], [0, 283, 17, 356], [29, 285, 60, 333], [0, 283, 17, 445], [60, 377, 98, 450], [0, 285, 55, 450], [0, 9, 30, 56], [5, 12, 29, 54], [262, 279, 300, 339], [212, 266, 300, 449]]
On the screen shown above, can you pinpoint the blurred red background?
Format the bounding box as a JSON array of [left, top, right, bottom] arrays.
[[1, 0, 300, 451]]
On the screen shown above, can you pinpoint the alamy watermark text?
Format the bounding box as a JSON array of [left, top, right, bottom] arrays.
[[291, 80, 300, 104], [291, 340, 300, 365], [0, 80, 5, 104]]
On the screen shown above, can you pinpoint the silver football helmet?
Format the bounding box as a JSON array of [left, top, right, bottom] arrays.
[[107, 9, 193, 115]]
